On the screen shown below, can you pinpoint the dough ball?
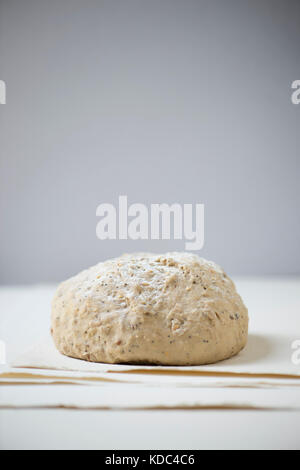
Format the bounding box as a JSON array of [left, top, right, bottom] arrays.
[[51, 253, 248, 365]]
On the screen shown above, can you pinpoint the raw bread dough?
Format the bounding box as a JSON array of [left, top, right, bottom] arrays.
[[51, 253, 248, 365]]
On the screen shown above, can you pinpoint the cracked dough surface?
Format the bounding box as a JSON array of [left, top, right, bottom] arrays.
[[51, 253, 249, 365]]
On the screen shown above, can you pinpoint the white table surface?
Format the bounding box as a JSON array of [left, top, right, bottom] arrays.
[[0, 278, 300, 450]]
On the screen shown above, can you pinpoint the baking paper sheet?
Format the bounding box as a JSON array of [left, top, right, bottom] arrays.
[[2, 369, 300, 388], [12, 333, 300, 378], [1, 384, 300, 410]]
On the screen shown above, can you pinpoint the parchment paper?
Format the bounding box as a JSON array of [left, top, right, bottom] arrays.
[[12, 333, 300, 378], [2, 369, 300, 388], [1, 384, 300, 410]]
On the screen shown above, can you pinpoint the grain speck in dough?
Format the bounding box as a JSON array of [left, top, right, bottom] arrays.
[[51, 253, 249, 365]]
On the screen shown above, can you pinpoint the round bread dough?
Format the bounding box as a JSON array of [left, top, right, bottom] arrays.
[[51, 253, 249, 365]]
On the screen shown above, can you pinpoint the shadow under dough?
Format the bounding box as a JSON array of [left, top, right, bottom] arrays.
[[225, 333, 275, 366]]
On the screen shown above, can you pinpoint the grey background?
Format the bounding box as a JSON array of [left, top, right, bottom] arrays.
[[0, 0, 299, 284]]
